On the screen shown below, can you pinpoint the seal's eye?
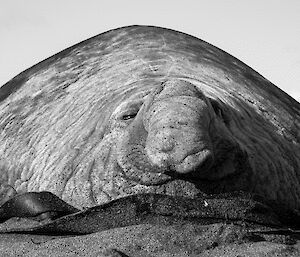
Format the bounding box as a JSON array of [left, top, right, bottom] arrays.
[[122, 113, 137, 120], [118, 99, 144, 121]]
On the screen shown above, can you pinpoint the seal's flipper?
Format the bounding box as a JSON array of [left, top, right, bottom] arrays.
[[0, 191, 80, 223], [1, 193, 299, 238]]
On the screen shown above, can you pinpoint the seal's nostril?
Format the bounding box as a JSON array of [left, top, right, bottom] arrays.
[[174, 150, 214, 174], [159, 137, 175, 152]]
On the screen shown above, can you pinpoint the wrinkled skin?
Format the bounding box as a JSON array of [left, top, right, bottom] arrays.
[[0, 26, 299, 211], [106, 79, 252, 203], [116, 80, 246, 187], [118, 80, 215, 182]]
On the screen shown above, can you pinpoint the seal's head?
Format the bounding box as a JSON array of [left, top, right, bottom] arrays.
[[103, 79, 251, 200]]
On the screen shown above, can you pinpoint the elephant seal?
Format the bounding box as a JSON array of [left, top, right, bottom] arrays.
[[0, 25, 299, 213]]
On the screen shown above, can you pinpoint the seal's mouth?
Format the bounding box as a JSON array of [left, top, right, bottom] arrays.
[[117, 160, 247, 200], [123, 179, 202, 199], [116, 143, 249, 201], [117, 139, 244, 188]]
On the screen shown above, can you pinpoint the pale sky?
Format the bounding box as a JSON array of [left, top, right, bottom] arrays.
[[0, 0, 299, 101]]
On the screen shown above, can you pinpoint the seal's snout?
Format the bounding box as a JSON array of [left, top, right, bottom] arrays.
[[117, 80, 217, 186], [146, 124, 214, 175], [155, 131, 175, 153], [144, 80, 215, 176]]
